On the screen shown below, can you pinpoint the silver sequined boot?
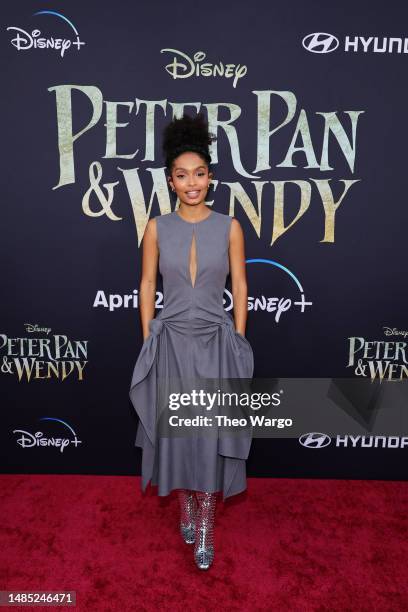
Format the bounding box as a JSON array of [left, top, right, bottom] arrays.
[[194, 491, 217, 570], [177, 489, 198, 544]]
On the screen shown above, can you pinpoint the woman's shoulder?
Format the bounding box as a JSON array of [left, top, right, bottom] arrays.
[[212, 210, 234, 225], [152, 211, 173, 220], [213, 211, 243, 234], [150, 211, 174, 227], [145, 213, 173, 238], [151, 209, 236, 227]]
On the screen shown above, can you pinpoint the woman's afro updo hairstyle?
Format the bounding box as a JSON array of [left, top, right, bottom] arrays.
[[162, 111, 217, 174]]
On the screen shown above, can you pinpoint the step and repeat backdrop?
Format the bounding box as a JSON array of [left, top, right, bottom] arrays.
[[1, 1, 407, 481]]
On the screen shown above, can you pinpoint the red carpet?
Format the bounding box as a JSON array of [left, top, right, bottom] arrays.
[[1, 475, 407, 611]]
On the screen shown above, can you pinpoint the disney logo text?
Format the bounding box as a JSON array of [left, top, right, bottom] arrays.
[[161, 48, 247, 88]]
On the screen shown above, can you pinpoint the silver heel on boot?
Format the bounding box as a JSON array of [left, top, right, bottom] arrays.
[[177, 489, 198, 544], [194, 492, 217, 570]]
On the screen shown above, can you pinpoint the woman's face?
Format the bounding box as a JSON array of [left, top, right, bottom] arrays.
[[168, 151, 213, 207]]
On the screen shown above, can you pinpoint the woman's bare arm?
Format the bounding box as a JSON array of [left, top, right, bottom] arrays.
[[139, 218, 159, 340], [228, 218, 249, 336]]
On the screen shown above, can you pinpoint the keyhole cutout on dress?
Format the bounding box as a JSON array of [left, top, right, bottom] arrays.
[[188, 229, 198, 288]]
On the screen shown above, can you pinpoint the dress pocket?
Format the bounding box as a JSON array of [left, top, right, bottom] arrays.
[[233, 331, 254, 377], [235, 330, 252, 348]]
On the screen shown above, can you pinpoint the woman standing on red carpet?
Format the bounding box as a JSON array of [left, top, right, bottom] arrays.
[[129, 112, 254, 570]]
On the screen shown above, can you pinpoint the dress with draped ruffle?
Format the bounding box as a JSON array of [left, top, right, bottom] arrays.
[[129, 209, 254, 500]]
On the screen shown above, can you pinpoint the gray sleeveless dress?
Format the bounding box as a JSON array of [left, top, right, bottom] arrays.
[[129, 208, 254, 500]]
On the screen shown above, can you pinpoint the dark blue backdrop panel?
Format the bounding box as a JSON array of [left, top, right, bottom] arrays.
[[1, 0, 407, 479]]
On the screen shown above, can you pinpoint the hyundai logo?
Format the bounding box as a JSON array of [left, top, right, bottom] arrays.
[[302, 33, 339, 54], [299, 433, 332, 448]]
